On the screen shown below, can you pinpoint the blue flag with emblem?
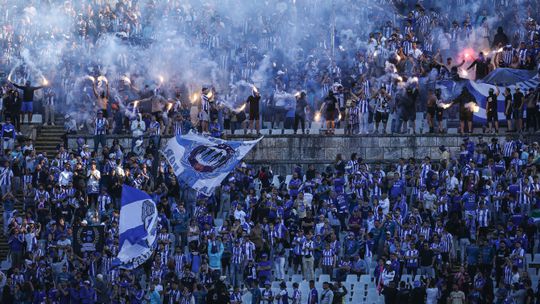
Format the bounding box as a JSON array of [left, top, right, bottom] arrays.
[[162, 132, 262, 195], [114, 185, 158, 269]]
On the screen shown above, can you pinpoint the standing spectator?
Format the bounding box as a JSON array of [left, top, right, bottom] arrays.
[[419, 242, 435, 278], [247, 88, 261, 135], [381, 281, 397, 304], [294, 92, 308, 135], [323, 91, 338, 135], [513, 88, 525, 133], [9, 80, 46, 124], [373, 86, 392, 134], [319, 282, 333, 304], [307, 280, 318, 304], [8, 228, 24, 268], [93, 110, 108, 152], [43, 87, 56, 126], [0, 161, 13, 196], [448, 284, 466, 304], [302, 231, 315, 281], [147, 115, 162, 149], [1, 116, 16, 151], [130, 114, 146, 149], [525, 88, 537, 132]]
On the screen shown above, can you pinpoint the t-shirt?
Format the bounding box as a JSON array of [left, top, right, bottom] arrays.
[[419, 249, 434, 267], [449, 291, 465, 304], [504, 95, 512, 113], [382, 287, 398, 304], [325, 96, 337, 112], [486, 94, 497, 112], [466, 245, 480, 265], [513, 92, 524, 109]]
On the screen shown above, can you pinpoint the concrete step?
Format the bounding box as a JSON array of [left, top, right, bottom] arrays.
[[40, 130, 65, 134], [36, 135, 64, 140], [39, 128, 64, 132]]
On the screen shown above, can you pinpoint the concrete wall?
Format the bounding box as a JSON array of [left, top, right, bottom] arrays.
[[239, 134, 511, 174], [68, 133, 538, 175]]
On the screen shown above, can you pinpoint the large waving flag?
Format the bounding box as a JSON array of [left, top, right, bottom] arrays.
[[115, 185, 158, 269], [162, 132, 261, 195]]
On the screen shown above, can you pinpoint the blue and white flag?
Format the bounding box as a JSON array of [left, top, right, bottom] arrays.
[[115, 185, 158, 269], [162, 132, 261, 195]]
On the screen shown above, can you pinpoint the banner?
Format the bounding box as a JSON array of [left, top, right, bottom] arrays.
[[162, 132, 262, 195], [73, 225, 104, 256], [114, 185, 158, 269], [436, 69, 539, 123]]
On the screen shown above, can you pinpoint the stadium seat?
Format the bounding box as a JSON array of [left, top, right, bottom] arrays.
[[271, 281, 281, 289], [351, 283, 363, 295], [291, 274, 303, 283], [531, 277, 539, 292], [526, 254, 532, 266], [351, 292, 364, 302], [318, 274, 331, 283], [368, 290, 384, 303], [345, 274, 358, 289], [534, 254, 540, 263], [299, 281, 310, 296], [401, 274, 412, 284], [359, 275, 371, 284]]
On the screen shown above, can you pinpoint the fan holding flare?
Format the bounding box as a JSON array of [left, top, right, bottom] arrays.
[[9, 78, 48, 124], [246, 85, 261, 135], [450, 86, 478, 134]]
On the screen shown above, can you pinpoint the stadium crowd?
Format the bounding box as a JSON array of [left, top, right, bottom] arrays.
[[0, 0, 540, 303]]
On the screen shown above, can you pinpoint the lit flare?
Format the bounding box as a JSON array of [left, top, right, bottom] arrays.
[[314, 111, 321, 122], [236, 104, 246, 112], [465, 102, 480, 113], [191, 93, 198, 104], [121, 76, 131, 85]]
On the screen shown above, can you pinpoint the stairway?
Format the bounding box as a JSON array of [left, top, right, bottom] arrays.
[[0, 117, 65, 262], [34, 118, 65, 156]]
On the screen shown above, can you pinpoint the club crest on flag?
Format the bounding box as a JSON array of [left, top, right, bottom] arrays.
[[188, 143, 236, 173], [114, 185, 158, 269], [162, 131, 261, 195]]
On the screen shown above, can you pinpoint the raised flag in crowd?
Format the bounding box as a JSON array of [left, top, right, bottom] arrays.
[[114, 185, 158, 269], [162, 131, 261, 195]]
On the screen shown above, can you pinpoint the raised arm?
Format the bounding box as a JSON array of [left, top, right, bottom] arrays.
[[455, 60, 466, 68], [92, 82, 99, 98], [11, 82, 24, 89], [467, 60, 477, 70]]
